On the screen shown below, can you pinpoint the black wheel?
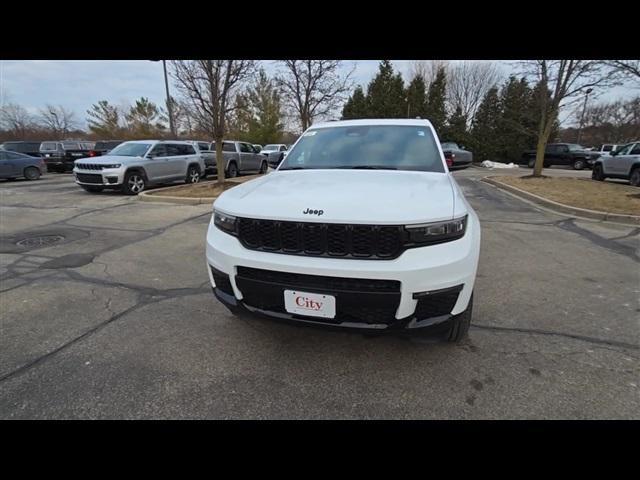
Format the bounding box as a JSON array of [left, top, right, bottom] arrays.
[[592, 164, 605, 181], [630, 168, 640, 187], [185, 165, 201, 184], [23, 167, 41, 180], [527, 157, 536, 168], [446, 293, 473, 343], [573, 159, 585, 170], [259, 161, 268, 174], [226, 162, 238, 178], [81, 185, 104, 193], [123, 171, 146, 195]]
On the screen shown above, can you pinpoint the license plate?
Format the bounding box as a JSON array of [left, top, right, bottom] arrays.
[[284, 290, 336, 319]]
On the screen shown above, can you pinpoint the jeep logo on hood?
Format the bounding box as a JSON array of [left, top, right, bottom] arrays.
[[303, 208, 324, 216]]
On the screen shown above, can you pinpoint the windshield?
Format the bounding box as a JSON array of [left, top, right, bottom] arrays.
[[279, 125, 445, 173], [441, 142, 459, 150], [567, 144, 586, 151], [263, 145, 279, 150], [108, 142, 152, 157], [40, 142, 59, 151]]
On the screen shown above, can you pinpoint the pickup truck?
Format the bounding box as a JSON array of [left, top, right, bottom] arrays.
[[590, 144, 621, 156], [40, 141, 95, 172], [521, 143, 601, 170], [206, 140, 269, 178]]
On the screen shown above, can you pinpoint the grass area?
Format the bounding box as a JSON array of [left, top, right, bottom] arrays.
[[149, 177, 258, 198], [494, 175, 640, 216]]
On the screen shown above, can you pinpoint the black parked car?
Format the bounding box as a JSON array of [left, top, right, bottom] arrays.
[[0, 141, 43, 157], [0, 150, 46, 180], [40, 141, 95, 172], [88, 140, 124, 157], [521, 143, 601, 170]]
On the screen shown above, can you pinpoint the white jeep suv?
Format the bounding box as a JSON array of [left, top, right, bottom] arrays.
[[205, 119, 481, 341], [73, 140, 205, 195]]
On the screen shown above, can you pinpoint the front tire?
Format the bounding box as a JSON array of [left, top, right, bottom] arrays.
[[123, 171, 146, 195], [446, 293, 473, 343], [259, 161, 268, 174], [24, 167, 41, 180], [81, 185, 104, 193], [592, 164, 605, 181], [185, 165, 201, 184], [630, 168, 640, 187]]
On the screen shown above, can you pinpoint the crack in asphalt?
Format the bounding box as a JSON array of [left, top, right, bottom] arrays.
[[472, 323, 639, 351], [0, 282, 212, 385], [555, 218, 640, 263]]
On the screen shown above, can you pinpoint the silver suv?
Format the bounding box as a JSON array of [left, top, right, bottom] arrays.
[[73, 140, 206, 195]]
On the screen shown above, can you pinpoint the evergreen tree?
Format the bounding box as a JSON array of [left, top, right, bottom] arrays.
[[342, 85, 367, 119], [125, 97, 165, 138], [406, 74, 428, 119], [425, 66, 447, 133], [442, 105, 469, 145], [497, 76, 535, 162], [469, 86, 502, 161], [86, 100, 121, 138], [245, 69, 284, 145], [365, 60, 406, 118]]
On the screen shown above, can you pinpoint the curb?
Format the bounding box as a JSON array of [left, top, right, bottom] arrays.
[[481, 177, 640, 225], [136, 176, 258, 205]]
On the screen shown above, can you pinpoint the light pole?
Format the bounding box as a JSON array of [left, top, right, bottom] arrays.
[[576, 88, 593, 145], [151, 60, 176, 138]]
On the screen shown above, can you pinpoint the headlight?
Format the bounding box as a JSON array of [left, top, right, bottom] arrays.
[[103, 164, 121, 169], [214, 210, 237, 235], [405, 215, 467, 245]]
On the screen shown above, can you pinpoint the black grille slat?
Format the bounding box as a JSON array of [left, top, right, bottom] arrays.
[[236, 267, 400, 293], [76, 173, 103, 184], [76, 163, 103, 170]]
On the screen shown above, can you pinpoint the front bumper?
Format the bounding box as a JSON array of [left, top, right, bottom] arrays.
[[73, 168, 125, 187], [205, 211, 481, 334]]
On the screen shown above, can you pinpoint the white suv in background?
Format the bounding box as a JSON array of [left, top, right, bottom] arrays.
[[206, 119, 481, 342], [73, 140, 206, 195]]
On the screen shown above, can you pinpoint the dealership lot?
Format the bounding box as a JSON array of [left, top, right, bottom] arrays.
[[0, 169, 638, 419]]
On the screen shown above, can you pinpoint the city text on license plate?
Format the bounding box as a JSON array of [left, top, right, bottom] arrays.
[[283, 290, 336, 319]]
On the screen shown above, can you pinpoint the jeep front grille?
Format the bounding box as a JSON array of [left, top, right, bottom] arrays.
[[236, 218, 405, 259]]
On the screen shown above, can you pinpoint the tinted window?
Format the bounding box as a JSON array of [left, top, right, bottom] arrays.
[[239, 143, 252, 153], [280, 125, 445, 173], [602, 145, 614, 152], [166, 144, 195, 155], [223, 142, 236, 152], [198, 142, 210, 151], [7, 152, 28, 160], [149, 144, 168, 157], [95, 141, 122, 150], [630, 144, 640, 155], [616, 143, 635, 155], [62, 142, 80, 150]]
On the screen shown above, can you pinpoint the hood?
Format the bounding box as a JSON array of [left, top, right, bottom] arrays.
[[74, 155, 138, 164], [214, 169, 457, 224]]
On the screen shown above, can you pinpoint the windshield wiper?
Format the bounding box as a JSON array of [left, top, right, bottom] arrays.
[[336, 165, 397, 170]]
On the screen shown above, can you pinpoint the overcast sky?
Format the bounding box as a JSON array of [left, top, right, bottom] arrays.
[[1, 60, 636, 129]]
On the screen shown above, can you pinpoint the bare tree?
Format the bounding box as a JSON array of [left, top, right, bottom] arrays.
[[447, 61, 502, 123], [38, 104, 77, 138], [409, 60, 450, 86], [519, 60, 619, 177], [276, 60, 354, 131], [605, 60, 640, 83], [0, 103, 34, 137], [172, 60, 255, 184]]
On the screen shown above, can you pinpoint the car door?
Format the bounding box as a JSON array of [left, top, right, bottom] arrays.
[[0, 151, 11, 177], [144, 144, 170, 181], [163, 143, 191, 179], [238, 142, 256, 172], [620, 143, 640, 177], [609, 143, 634, 175]]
